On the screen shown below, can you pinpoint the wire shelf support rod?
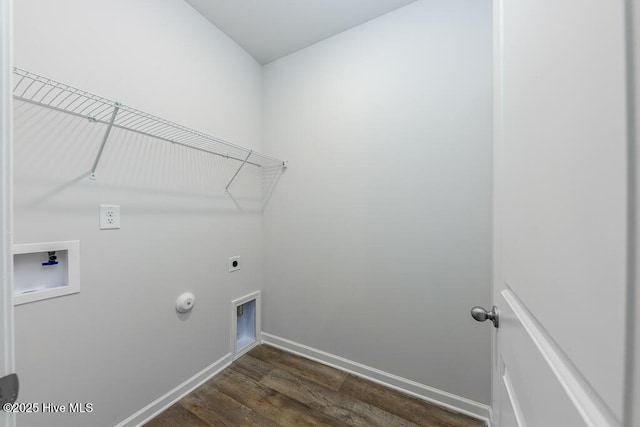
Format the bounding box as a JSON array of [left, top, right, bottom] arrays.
[[90, 103, 120, 180]]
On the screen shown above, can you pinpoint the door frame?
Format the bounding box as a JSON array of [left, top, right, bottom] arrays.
[[626, 0, 640, 425], [490, 0, 504, 423], [0, 0, 15, 426]]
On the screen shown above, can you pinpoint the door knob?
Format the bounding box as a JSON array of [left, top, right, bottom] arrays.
[[471, 305, 499, 328]]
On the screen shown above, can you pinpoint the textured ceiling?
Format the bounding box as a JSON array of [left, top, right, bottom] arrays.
[[184, 0, 419, 64]]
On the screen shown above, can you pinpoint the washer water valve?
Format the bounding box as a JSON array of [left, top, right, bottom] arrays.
[[41, 251, 58, 266]]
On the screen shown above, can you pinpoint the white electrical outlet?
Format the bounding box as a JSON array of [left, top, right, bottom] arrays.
[[100, 205, 120, 230], [229, 256, 241, 272]]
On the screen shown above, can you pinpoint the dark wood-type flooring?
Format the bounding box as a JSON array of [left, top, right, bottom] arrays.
[[145, 345, 485, 427]]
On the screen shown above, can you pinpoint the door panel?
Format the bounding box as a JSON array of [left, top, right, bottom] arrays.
[[498, 289, 608, 426], [500, 369, 524, 427], [501, 0, 627, 417], [493, 0, 628, 425]]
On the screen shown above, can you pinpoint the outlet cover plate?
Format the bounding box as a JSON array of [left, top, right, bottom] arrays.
[[229, 256, 240, 272], [100, 205, 120, 230]]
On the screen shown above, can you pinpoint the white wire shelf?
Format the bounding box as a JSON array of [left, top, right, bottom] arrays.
[[12, 67, 286, 188]]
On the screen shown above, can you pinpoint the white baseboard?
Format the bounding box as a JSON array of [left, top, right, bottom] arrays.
[[261, 332, 491, 424], [115, 353, 233, 427]]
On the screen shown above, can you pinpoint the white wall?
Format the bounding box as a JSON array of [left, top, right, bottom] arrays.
[[13, 1, 264, 426], [262, 0, 493, 406]]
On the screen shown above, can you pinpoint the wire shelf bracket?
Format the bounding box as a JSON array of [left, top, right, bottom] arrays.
[[225, 150, 252, 193], [12, 67, 287, 187], [90, 103, 120, 180]]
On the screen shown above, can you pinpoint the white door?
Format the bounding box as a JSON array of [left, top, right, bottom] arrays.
[[0, 0, 15, 426], [489, 1, 636, 426]]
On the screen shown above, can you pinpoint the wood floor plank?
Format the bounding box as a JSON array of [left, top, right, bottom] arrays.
[[179, 383, 251, 426], [249, 344, 348, 391], [339, 374, 485, 427], [215, 367, 347, 426], [239, 410, 284, 427], [232, 353, 274, 382], [261, 366, 417, 427], [144, 404, 211, 427], [146, 345, 486, 427], [177, 395, 227, 427]]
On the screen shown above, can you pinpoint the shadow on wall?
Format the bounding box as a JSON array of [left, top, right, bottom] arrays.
[[13, 100, 285, 214], [261, 162, 285, 210]]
